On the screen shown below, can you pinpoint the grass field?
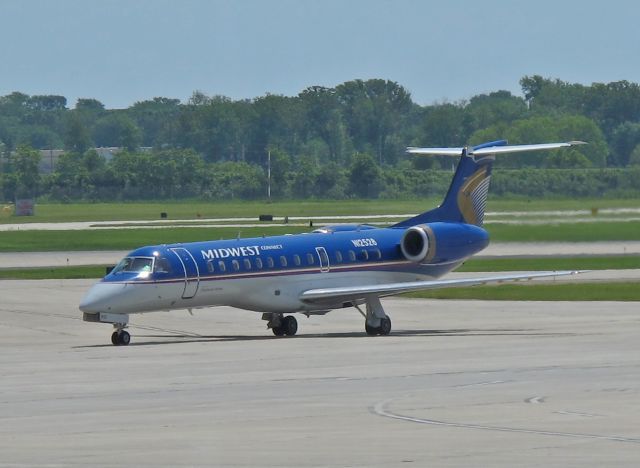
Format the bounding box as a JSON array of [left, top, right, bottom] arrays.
[[0, 266, 107, 280], [2, 197, 640, 224], [1, 220, 639, 252], [402, 282, 640, 301], [460, 256, 640, 272]]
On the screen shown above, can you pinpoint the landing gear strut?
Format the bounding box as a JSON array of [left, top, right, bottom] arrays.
[[263, 313, 298, 337], [357, 296, 392, 336]]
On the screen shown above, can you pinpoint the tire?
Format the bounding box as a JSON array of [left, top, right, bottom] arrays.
[[272, 326, 285, 336], [111, 331, 120, 346], [118, 330, 131, 345], [365, 323, 378, 336], [283, 316, 298, 336], [379, 317, 392, 336]]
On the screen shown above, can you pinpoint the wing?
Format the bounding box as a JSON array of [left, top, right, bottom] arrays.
[[300, 270, 581, 304], [406, 141, 586, 157]]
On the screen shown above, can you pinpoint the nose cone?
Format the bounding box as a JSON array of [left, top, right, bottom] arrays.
[[79, 282, 127, 313]]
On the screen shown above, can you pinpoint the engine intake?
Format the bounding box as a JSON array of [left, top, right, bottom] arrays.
[[400, 225, 436, 263]]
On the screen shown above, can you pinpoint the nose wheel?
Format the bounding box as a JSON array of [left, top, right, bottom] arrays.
[[111, 330, 131, 346]]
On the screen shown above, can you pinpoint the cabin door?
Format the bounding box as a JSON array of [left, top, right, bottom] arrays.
[[170, 248, 200, 299], [315, 247, 330, 273]]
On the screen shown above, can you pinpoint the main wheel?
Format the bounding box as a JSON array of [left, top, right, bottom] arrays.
[[111, 331, 120, 346], [365, 322, 378, 336], [118, 330, 131, 345], [282, 316, 298, 336], [379, 317, 392, 336], [272, 326, 286, 336]]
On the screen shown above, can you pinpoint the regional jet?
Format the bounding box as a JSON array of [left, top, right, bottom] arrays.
[[80, 140, 584, 345]]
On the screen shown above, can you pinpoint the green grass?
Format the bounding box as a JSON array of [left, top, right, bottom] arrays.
[[459, 256, 640, 272], [0, 265, 107, 279], [485, 221, 640, 242], [0, 226, 310, 251], [1, 198, 639, 224], [403, 282, 640, 301], [1, 220, 639, 252]]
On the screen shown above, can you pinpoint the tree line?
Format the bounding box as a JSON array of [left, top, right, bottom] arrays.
[[2, 76, 640, 202]]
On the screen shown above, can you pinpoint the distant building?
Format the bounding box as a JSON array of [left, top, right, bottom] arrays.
[[38, 149, 66, 173]]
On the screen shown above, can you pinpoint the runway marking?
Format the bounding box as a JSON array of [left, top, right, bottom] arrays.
[[555, 410, 600, 418], [525, 396, 546, 404], [455, 380, 508, 388], [372, 397, 640, 444]]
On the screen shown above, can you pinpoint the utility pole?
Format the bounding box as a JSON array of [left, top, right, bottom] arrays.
[[267, 149, 271, 202]]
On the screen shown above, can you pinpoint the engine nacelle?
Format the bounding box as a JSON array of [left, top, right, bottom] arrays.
[[400, 224, 436, 263]]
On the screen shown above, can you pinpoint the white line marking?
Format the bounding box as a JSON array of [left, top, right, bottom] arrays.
[[525, 396, 546, 404], [372, 397, 640, 444], [456, 380, 507, 388]]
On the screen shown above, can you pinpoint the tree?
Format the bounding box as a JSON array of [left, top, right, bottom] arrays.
[[93, 113, 142, 151], [349, 153, 384, 198], [129, 97, 181, 147], [7, 145, 41, 198], [64, 113, 92, 153], [629, 144, 640, 166], [336, 79, 412, 165], [299, 86, 347, 163], [610, 122, 640, 166]]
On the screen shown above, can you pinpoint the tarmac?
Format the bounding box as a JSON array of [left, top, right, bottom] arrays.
[[1, 279, 639, 467]]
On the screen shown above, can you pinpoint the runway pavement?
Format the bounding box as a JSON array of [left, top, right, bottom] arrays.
[[1, 279, 639, 467]]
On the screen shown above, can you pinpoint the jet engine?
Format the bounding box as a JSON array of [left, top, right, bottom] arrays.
[[400, 224, 436, 263]]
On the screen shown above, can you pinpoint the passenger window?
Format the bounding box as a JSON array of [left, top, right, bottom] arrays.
[[206, 260, 214, 273], [360, 250, 369, 260], [306, 253, 315, 265], [267, 257, 274, 268], [232, 260, 240, 271], [335, 251, 343, 263], [293, 254, 301, 266], [280, 256, 288, 267], [348, 250, 356, 261], [372, 249, 382, 260], [255, 258, 263, 269], [218, 261, 226, 272], [244, 258, 251, 270]]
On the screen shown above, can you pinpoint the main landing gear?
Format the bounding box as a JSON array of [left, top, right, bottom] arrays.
[[357, 296, 392, 336], [263, 313, 298, 337]]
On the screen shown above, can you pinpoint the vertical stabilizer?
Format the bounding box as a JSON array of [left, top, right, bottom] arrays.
[[393, 140, 506, 227]]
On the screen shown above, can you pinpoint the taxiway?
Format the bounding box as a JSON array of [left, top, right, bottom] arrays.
[[0, 279, 639, 466]]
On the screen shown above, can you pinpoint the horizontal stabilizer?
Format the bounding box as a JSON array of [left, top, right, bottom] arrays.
[[406, 141, 586, 156], [300, 271, 582, 303]]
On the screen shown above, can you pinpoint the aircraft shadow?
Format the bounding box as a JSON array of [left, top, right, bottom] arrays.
[[74, 328, 573, 348]]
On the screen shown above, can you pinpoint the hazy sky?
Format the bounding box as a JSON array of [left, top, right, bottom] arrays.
[[1, 0, 639, 108]]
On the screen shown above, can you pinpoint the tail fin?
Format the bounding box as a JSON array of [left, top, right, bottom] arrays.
[[393, 140, 585, 228]]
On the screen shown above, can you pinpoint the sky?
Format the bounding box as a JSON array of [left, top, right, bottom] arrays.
[[1, 0, 639, 109]]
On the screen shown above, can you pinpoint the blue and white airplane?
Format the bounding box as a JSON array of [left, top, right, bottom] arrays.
[[80, 140, 583, 345]]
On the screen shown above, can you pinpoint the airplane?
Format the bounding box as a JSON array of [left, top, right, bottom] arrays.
[[80, 140, 585, 345]]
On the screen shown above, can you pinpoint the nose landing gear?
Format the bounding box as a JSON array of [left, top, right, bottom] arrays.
[[111, 329, 131, 346]]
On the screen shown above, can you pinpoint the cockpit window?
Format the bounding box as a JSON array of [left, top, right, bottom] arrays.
[[154, 257, 172, 274], [112, 257, 154, 274]]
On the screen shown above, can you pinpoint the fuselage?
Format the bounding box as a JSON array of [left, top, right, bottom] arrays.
[[79, 222, 489, 316]]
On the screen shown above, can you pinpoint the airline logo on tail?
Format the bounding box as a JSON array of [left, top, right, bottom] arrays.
[[457, 158, 493, 226]]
